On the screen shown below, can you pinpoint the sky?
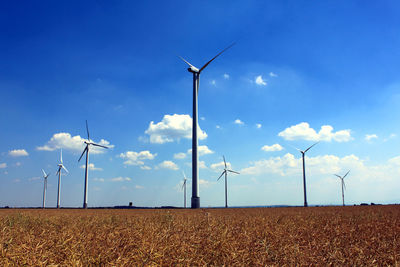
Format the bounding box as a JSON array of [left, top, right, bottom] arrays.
[[1, 1, 400, 208]]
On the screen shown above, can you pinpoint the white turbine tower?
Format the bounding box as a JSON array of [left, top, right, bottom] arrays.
[[179, 43, 235, 208], [217, 156, 240, 208], [41, 169, 50, 209], [182, 171, 187, 208], [334, 170, 350, 206], [56, 149, 68, 208], [78, 120, 109, 209], [292, 142, 319, 207]]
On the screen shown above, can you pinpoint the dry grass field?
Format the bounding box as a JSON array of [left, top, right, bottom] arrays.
[[0, 205, 399, 266]]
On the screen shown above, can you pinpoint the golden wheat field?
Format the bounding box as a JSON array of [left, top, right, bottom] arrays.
[[0, 205, 399, 266]]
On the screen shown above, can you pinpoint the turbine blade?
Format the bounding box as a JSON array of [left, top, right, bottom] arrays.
[[343, 180, 346, 191], [42, 169, 47, 177], [288, 144, 302, 153], [343, 170, 350, 179], [223, 155, 227, 169], [78, 146, 88, 162], [91, 143, 109, 149], [62, 165, 69, 173], [334, 174, 341, 179], [56, 167, 60, 175], [86, 120, 90, 141], [60, 148, 63, 163], [304, 141, 319, 153], [217, 170, 226, 181], [199, 43, 236, 73], [178, 56, 196, 69], [228, 170, 240, 175], [182, 171, 187, 180]]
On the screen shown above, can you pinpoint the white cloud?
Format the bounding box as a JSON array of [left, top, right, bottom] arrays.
[[365, 134, 378, 141], [278, 122, 352, 142], [29, 176, 41, 181], [234, 119, 244, 125], [15, 162, 21, 167], [93, 178, 105, 182], [158, 160, 179, 170], [211, 161, 232, 171], [9, 149, 28, 157], [80, 163, 103, 171], [262, 144, 283, 152], [140, 165, 151, 170], [135, 185, 144, 189], [216, 125, 221, 129], [145, 114, 207, 144], [37, 132, 114, 154], [223, 73, 230, 79], [111, 177, 132, 182], [199, 179, 212, 188], [256, 123, 262, 129], [269, 72, 278, 77], [174, 152, 187, 160], [200, 117, 205, 121], [187, 145, 214, 156], [211, 80, 216, 86], [0, 163, 6, 169], [255, 75, 267, 86], [119, 150, 156, 166], [199, 161, 207, 169], [13, 179, 21, 183]]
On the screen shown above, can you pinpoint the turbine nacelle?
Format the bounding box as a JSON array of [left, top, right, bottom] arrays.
[[188, 66, 199, 73]]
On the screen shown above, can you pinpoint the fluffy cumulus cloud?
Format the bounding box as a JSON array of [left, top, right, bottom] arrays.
[[0, 163, 6, 169], [93, 178, 105, 182], [37, 133, 114, 154], [262, 144, 283, 152], [119, 150, 156, 166], [234, 119, 244, 125], [9, 149, 29, 157], [111, 177, 132, 182], [80, 163, 102, 171], [145, 114, 207, 144], [255, 75, 267, 86], [157, 160, 179, 171], [256, 123, 262, 129], [365, 134, 378, 141], [269, 72, 278, 77], [187, 145, 214, 156], [278, 122, 352, 142], [211, 161, 233, 172], [174, 152, 187, 160], [223, 73, 230, 79]]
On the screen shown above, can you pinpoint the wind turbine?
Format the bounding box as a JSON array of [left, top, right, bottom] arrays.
[[78, 120, 109, 209], [56, 149, 68, 208], [217, 156, 240, 208], [334, 170, 350, 206], [179, 43, 235, 208], [41, 169, 50, 209], [292, 142, 319, 207], [182, 171, 187, 208]]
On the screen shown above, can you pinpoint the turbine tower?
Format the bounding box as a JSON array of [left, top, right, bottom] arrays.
[[217, 156, 240, 208], [41, 169, 50, 209], [78, 120, 108, 209], [182, 171, 187, 208], [179, 43, 235, 208], [293, 142, 319, 207], [56, 149, 68, 208], [334, 170, 350, 206]]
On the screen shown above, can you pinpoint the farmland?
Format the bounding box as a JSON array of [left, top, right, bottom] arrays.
[[0, 205, 399, 266]]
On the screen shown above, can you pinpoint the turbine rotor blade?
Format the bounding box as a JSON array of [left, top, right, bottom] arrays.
[[91, 143, 109, 149], [62, 165, 69, 173], [182, 171, 187, 180], [199, 42, 236, 73], [334, 174, 341, 179], [217, 170, 226, 181], [227, 170, 240, 175], [42, 169, 47, 177], [178, 56, 196, 69], [343, 180, 346, 191], [78, 146, 88, 162], [343, 170, 350, 179], [86, 120, 90, 141], [304, 141, 319, 153], [60, 149, 63, 164], [223, 155, 227, 169]]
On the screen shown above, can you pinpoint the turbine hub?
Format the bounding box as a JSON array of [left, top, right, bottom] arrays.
[[188, 67, 199, 73]]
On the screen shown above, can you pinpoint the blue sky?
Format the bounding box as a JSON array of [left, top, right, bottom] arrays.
[[1, 1, 400, 207]]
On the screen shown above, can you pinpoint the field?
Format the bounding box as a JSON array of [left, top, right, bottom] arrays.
[[0, 205, 399, 266]]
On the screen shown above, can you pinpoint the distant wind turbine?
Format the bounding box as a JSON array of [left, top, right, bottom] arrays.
[[182, 171, 187, 208], [334, 170, 350, 206], [56, 149, 68, 208], [217, 156, 240, 208], [179, 43, 235, 208], [78, 120, 109, 209], [292, 142, 319, 207], [41, 169, 50, 209]]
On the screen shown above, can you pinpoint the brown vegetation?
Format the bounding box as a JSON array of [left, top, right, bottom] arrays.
[[0, 205, 399, 266]]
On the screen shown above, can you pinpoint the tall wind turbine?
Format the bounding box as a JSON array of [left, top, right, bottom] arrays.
[[292, 142, 319, 207], [217, 156, 240, 208], [179, 43, 235, 208], [41, 169, 50, 209], [56, 149, 68, 208], [182, 171, 187, 208], [78, 120, 108, 209], [334, 170, 350, 206]]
